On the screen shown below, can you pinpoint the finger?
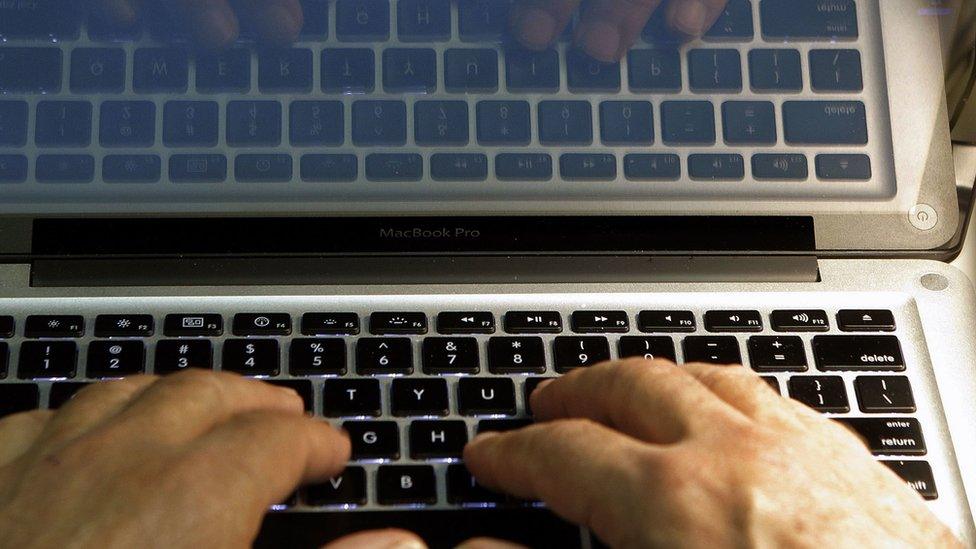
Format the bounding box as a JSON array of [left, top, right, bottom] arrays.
[[576, 0, 664, 61], [323, 529, 427, 549], [0, 410, 54, 467], [530, 359, 745, 443], [679, 362, 799, 422], [464, 420, 649, 546], [166, 0, 240, 48], [235, 0, 304, 44], [510, 0, 582, 51], [664, 0, 728, 38], [456, 538, 529, 549]]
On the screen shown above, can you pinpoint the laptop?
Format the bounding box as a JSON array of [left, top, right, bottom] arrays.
[[1, 0, 974, 546]]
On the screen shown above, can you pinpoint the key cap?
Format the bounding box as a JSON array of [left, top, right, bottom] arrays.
[[619, 336, 677, 362], [749, 49, 802, 91], [838, 418, 926, 455], [560, 154, 616, 181], [704, 310, 762, 332], [103, 155, 161, 184], [723, 101, 776, 144], [624, 154, 681, 181], [505, 312, 561, 334], [70, 49, 125, 93], [345, 420, 400, 460], [539, 101, 592, 145], [295, 0, 328, 37], [0, 344, 8, 377], [683, 336, 741, 364], [377, 465, 437, 505], [477, 101, 531, 145], [506, 49, 559, 93], [227, 101, 282, 147], [447, 464, 506, 504], [322, 49, 375, 93], [601, 101, 653, 145], [49, 382, 91, 409], [302, 313, 360, 336], [0, 0, 81, 39], [353, 101, 407, 146], [496, 153, 552, 181], [371, 313, 428, 335], [567, 51, 620, 92], [336, 0, 390, 41], [154, 340, 213, 374], [0, 316, 14, 338], [748, 336, 807, 372], [391, 378, 449, 416], [289, 338, 346, 376], [661, 101, 715, 145], [87, 341, 145, 378], [94, 315, 154, 337], [290, 102, 344, 147], [323, 379, 381, 417], [222, 340, 280, 376], [810, 50, 863, 92], [422, 337, 480, 374], [816, 154, 871, 180], [704, 0, 753, 40], [524, 377, 553, 415], [478, 419, 532, 433], [437, 312, 495, 334], [628, 49, 681, 92], [233, 314, 291, 336], [0, 385, 39, 418], [357, 338, 413, 375], [0, 101, 28, 147], [431, 154, 488, 181], [305, 467, 368, 506], [0, 48, 62, 93], [783, 101, 868, 145], [638, 310, 695, 332], [752, 154, 808, 181], [788, 376, 849, 413], [689, 154, 745, 181], [761, 0, 858, 39], [99, 101, 155, 148], [259, 49, 313, 92], [445, 49, 498, 92], [384, 48, 437, 93], [87, 11, 142, 41], [236, 155, 292, 183], [554, 337, 611, 372], [770, 310, 829, 332], [196, 49, 251, 93], [458, 378, 516, 415], [163, 101, 219, 147], [133, 49, 188, 93], [0, 155, 27, 184], [35, 155, 94, 184], [410, 420, 468, 459], [762, 377, 781, 392], [25, 315, 84, 338], [170, 155, 227, 183], [164, 314, 222, 337], [571, 311, 629, 333], [813, 335, 904, 371], [398, 0, 451, 41], [35, 102, 92, 147], [488, 337, 546, 374], [414, 101, 469, 146], [302, 154, 358, 182], [689, 50, 742, 92], [882, 461, 937, 500], [18, 341, 77, 379], [458, 0, 512, 41], [855, 376, 916, 413]]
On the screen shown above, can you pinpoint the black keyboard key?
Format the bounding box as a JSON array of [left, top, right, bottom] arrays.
[[0, 316, 14, 338], [323, 379, 381, 417], [624, 154, 681, 181], [305, 467, 368, 507], [524, 377, 553, 415], [618, 336, 677, 362], [488, 337, 546, 374], [445, 49, 498, 92], [0, 0, 80, 39], [638, 310, 695, 332], [458, 0, 511, 41], [236, 155, 292, 183], [600, 101, 653, 145], [458, 378, 517, 415], [18, 341, 77, 379], [571, 311, 629, 333], [560, 154, 616, 181], [689, 49, 742, 92], [554, 337, 611, 372], [301, 154, 358, 183], [87, 10, 142, 41], [336, 0, 391, 41], [749, 49, 802, 91], [103, 155, 161, 184], [747, 336, 807, 372], [222, 340, 280, 376], [154, 340, 213, 374], [87, 341, 145, 378], [290, 101, 344, 147], [36, 101, 92, 147], [377, 465, 437, 505], [567, 50, 620, 92], [437, 312, 495, 334], [704, 310, 762, 332], [810, 50, 863, 92], [99, 101, 155, 148], [816, 154, 871, 180], [94, 314, 154, 337], [770, 310, 830, 332], [855, 376, 916, 413], [628, 49, 681, 92], [353, 101, 407, 146], [170, 154, 227, 183], [683, 336, 741, 364], [838, 310, 894, 332], [478, 419, 532, 433], [259, 49, 313, 92], [704, 0, 753, 39], [761, 0, 858, 39], [25, 315, 84, 338], [506, 49, 559, 92], [783, 101, 868, 145], [0, 344, 8, 377], [762, 377, 781, 392], [299, 0, 330, 38], [431, 154, 488, 181], [752, 154, 808, 181], [788, 376, 849, 413], [302, 313, 360, 336], [70, 48, 125, 93], [688, 154, 745, 181], [422, 338, 479, 374], [49, 382, 91, 409], [35, 155, 94, 184], [410, 420, 468, 459], [398, 0, 451, 41], [505, 311, 561, 334], [539, 101, 592, 145], [0, 101, 28, 147], [477, 101, 531, 145], [133, 49, 188, 93], [447, 464, 506, 505], [370, 312, 428, 335], [345, 421, 400, 459], [356, 338, 413, 375], [164, 314, 222, 336], [661, 101, 715, 145], [384, 48, 437, 93], [196, 49, 251, 93], [322, 49, 375, 93], [163, 101, 219, 147], [233, 314, 291, 336], [0, 385, 39, 418], [723, 101, 776, 145], [496, 153, 552, 181], [415, 101, 470, 146], [813, 335, 904, 372], [226, 101, 282, 147], [391, 378, 450, 416], [882, 461, 937, 500], [838, 418, 925, 456], [0, 48, 62, 93], [0, 155, 27, 184], [290, 339, 346, 376]]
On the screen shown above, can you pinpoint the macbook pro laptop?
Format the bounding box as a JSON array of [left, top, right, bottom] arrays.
[[0, 0, 975, 546]]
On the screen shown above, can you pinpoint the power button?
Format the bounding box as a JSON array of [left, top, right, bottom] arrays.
[[909, 204, 938, 231]]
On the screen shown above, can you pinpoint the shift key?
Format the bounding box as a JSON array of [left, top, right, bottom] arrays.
[[783, 101, 867, 145]]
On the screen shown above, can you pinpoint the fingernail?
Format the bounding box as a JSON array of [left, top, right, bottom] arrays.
[[579, 21, 621, 62], [267, 4, 301, 37], [673, 0, 709, 36], [516, 8, 557, 48]]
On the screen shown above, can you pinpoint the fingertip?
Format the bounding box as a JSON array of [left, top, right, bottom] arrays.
[[259, 4, 304, 44], [193, 6, 240, 49], [667, 0, 711, 37], [576, 21, 622, 62], [513, 8, 558, 50], [323, 529, 427, 549]]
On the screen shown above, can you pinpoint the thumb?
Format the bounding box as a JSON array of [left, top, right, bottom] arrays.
[[322, 529, 427, 549]]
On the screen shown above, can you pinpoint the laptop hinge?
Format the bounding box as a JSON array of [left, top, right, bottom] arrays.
[[29, 255, 820, 287]]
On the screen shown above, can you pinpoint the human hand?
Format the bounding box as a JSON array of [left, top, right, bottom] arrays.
[[463, 360, 963, 548], [512, 0, 729, 61]]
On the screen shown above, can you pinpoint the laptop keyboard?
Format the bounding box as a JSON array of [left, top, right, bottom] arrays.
[[0, 0, 895, 207], [0, 307, 939, 507]]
